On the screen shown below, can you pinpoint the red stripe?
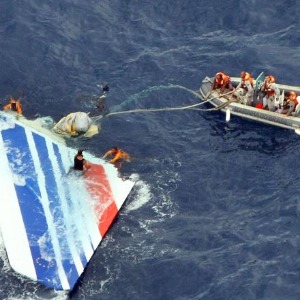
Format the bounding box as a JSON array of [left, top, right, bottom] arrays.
[[83, 163, 118, 237]]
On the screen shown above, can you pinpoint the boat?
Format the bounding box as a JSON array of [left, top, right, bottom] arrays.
[[0, 110, 135, 291], [198, 74, 300, 134]]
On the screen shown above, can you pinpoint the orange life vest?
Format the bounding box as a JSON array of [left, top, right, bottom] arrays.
[[262, 82, 276, 97], [104, 148, 130, 164], [215, 72, 230, 86]]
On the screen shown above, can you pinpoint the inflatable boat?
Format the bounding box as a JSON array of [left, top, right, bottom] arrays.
[[199, 75, 300, 134]]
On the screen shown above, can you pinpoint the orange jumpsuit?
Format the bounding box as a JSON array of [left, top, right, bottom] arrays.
[[4, 98, 22, 114], [213, 72, 233, 93], [103, 148, 130, 164]]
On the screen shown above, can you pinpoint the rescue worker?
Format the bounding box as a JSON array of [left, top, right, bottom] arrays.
[[275, 93, 289, 115], [102, 147, 130, 170], [261, 75, 280, 111], [74, 150, 91, 171], [285, 91, 300, 116], [234, 71, 254, 105], [212, 71, 234, 94], [4, 96, 22, 116], [97, 83, 109, 113]]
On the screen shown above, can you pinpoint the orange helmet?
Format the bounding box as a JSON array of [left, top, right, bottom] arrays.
[[289, 91, 297, 101], [215, 72, 226, 79], [241, 71, 252, 81], [266, 75, 276, 83], [215, 72, 229, 84]]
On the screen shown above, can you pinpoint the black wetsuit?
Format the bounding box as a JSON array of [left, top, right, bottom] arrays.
[[74, 155, 84, 170]]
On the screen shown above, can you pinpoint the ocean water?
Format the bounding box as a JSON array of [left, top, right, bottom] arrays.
[[1, 1, 300, 299]]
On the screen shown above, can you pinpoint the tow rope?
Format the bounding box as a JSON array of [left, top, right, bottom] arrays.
[[104, 85, 235, 117]]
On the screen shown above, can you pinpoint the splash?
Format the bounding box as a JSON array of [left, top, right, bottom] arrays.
[[125, 176, 152, 212], [0, 114, 15, 131]]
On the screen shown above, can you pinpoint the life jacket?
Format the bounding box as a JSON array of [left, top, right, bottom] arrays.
[[215, 72, 230, 86], [110, 149, 130, 163], [262, 82, 276, 97]]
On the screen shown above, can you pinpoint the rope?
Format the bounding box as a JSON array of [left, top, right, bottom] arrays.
[[190, 98, 238, 112], [112, 84, 203, 112], [106, 96, 215, 117], [105, 91, 236, 117], [88, 82, 236, 119]]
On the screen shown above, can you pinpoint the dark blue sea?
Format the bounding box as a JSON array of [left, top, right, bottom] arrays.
[[1, 1, 300, 299]]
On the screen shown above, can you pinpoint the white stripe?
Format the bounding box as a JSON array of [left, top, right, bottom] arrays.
[[71, 185, 101, 254], [45, 139, 84, 275], [0, 133, 37, 280], [25, 128, 70, 290], [103, 162, 135, 209], [78, 188, 103, 250]]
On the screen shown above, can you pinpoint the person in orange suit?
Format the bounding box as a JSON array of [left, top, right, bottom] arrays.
[[285, 91, 299, 116], [212, 71, 234, 94], [103, 147, 130, 169], [233, 71, 254, 105], [4, 96, 23, 116]]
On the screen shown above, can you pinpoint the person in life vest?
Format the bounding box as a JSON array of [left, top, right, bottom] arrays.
[[233, 71, 254, 105], [74, 149, 91, 171], [212, 72, 234, 94], [275, 92, 290, 115], [102, 146, 130, 169], [96, 83, 109, 113], [284, 91, 300, 116], [261, 75, 280, 111], [4, 96, 23, 116]]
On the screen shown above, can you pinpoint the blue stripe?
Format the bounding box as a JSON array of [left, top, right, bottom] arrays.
[[1, 124, 63, 289], [32, 132, 79, 288]]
